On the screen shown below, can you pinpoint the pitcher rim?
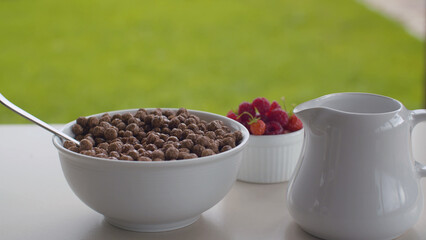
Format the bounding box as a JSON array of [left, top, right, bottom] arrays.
[[294, 92, 403, 116]]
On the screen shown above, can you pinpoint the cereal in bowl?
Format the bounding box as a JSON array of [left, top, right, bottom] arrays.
[[63, 108, 243, 161]]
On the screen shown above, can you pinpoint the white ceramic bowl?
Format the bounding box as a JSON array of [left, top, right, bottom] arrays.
[[52, 109, 249, 232], [237, 129, 304, 183]]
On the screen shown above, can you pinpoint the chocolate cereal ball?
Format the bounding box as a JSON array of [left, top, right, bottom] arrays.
[[234, 131, 243, 143], [196, 136, 210, 147], [145, 144, 157, 151], [171, 128, 183, 140], [122, 143, 134, 153], [81, 150, 96, 156], [184, 153, 198, 159], [63, 140, 77, 149], [151, 116, 164, 128], [128, 150, 140, 160], [205, 131, 216, 140], [119, 155, 133, 161], [93, 126, 105, 138], [147, 133, 159, 144], [105, 128, 118, 140], [99, 113, 111, 123], [192, 144, 205, 157], [88, 117, 99, 128], [186, 133, 197, 142], [220, 137, 236, 148], [94, 147, 107, 155], [126, 123, 139, 135], [116, 122, 126, 131], [187, 123, 199, 132], [181, 139, 194, 150], [202, 149, 215, 157], [72, 124, 84, 136], [138, 156, 152, 162], [109, 151, 120, 159], [154, 139, 165, 148], [68, 146, 79, 152], [108, 142, 123, 153], [169, 117, 180, 129], [80, 139, 93, 151], [152, 150, 165, 160], [221, 145, 233, 152], [165, 147, 179, 160], [98, 142, 109, 150], [76, 117, 88, 128], [179, 148, 190, 153]]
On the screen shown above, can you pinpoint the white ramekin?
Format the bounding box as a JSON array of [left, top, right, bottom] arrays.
[[237, 129, 304, 183]]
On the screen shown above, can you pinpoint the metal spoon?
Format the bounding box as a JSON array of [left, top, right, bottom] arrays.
[[0, 93, 80, 146]]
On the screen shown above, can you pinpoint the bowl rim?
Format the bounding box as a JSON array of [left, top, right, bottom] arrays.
[[52, 108, 250, 167], [247, 128, 304, 139]]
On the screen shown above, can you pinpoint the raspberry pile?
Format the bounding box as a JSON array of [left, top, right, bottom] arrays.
[[63, 108, 243, 161], [226, 97, 303, 135]]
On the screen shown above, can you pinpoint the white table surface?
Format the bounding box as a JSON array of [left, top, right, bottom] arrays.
[[1, 124, 426, 240]]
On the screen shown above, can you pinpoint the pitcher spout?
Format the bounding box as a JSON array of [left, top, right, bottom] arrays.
[[293, 96, 330, 124]]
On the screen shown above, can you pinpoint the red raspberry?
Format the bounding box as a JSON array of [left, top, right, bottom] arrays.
[[267, 109, 289, 128], [269, 101, 281, 111], [226, 110, 238, 121], [287, 115, 303, 132], [252, 97, 271, 116], [256, 113, 268, 123], [238, 102, 255, 123], [265, 121, 283, 135]]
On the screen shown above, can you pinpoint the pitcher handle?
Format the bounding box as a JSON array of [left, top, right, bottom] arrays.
[[410, 109, 426, 178]]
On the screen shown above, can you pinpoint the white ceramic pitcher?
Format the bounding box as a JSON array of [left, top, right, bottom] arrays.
[[287, 93, 426, 240]]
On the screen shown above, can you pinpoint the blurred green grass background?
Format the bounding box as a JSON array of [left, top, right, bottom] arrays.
[[0, 0, 423, 123]]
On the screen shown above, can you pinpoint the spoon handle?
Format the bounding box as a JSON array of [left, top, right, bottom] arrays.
[[0, 93, 80, 146]]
